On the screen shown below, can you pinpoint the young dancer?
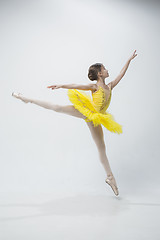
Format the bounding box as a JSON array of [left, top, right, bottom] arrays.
[[12, 50, 137, 196]]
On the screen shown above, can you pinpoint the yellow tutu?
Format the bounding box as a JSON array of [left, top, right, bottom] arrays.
[[67, 85, 123, 134]]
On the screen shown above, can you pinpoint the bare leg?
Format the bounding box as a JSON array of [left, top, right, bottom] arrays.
[[86, 121, 119, 195], [86, 121, 113, 176], [12, 92, 87, 119]]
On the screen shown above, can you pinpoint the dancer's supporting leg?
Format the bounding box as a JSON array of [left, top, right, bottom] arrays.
[[85, 121, 113, 176], [86, 121, 118, 190]]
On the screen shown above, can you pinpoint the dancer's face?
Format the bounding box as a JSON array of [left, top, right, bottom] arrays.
[[100, 65, 109, 78]]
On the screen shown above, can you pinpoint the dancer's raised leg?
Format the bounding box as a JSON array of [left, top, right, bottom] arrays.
[[12, 92, 87, 119]]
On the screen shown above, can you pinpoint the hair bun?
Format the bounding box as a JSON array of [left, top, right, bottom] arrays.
[[88, 63, 102, 81]]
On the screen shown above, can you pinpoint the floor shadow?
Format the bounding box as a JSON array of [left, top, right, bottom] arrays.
[[0, 194, 129, 221], [0, 193, 159, 222]]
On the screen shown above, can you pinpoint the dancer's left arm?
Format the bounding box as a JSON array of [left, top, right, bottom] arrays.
[[47, 83, 96, 91], [110, 50, 137, 90]]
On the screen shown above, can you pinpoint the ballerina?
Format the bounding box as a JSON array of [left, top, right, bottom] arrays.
[[12, 50, 137, 196]]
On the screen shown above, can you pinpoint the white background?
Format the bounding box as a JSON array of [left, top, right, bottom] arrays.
[[0, 0, 160, 239]]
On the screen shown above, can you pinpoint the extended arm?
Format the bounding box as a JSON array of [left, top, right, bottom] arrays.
[[61, 83, 96, 90], [110, 50, 137, 90], [47, 83, 96, 91]]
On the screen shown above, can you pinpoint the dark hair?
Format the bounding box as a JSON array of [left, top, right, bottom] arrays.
[[88, 63, 103, 81]]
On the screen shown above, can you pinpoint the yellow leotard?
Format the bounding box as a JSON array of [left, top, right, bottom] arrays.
[[67, 85, 123, 134], [92, 85, 112, 113]]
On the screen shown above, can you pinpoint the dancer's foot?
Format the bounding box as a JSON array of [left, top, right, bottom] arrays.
[[105, 175, 119, 196], [12, 92, 30, 103]]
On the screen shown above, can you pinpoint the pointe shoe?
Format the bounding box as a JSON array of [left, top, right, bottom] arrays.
[[12, 92, 29, 103], [105, 175, 119, 196]]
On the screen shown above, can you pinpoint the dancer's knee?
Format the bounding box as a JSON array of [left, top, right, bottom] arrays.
[[53, 105, 63, 112], [97, 141, 106, 152]]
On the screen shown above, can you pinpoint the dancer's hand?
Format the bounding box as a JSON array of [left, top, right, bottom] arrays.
[[47, 85, 61, 90], [129, 50, 137, 61]]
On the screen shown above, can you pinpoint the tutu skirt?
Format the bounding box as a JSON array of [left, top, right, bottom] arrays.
[[67, 89, 123, 134]]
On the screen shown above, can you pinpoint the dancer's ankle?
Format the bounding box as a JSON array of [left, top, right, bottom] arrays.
[[107, 173, 113, 178], [20, 96, 30, 103]]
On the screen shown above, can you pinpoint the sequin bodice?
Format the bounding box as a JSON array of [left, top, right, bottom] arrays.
[[92, 85, 112, 113]]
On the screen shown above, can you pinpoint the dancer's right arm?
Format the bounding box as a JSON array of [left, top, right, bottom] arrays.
[[47, 84, 96, 91]]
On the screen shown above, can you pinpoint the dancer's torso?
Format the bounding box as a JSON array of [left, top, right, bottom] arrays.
[[91, 83, 112, 113]]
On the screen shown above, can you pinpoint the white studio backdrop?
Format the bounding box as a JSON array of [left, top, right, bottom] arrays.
[[0, 0, 160, 195]]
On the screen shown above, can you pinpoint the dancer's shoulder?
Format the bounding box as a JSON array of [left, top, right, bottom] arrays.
[[90, 84, 98, 93], [106, 82, 112, 90]]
